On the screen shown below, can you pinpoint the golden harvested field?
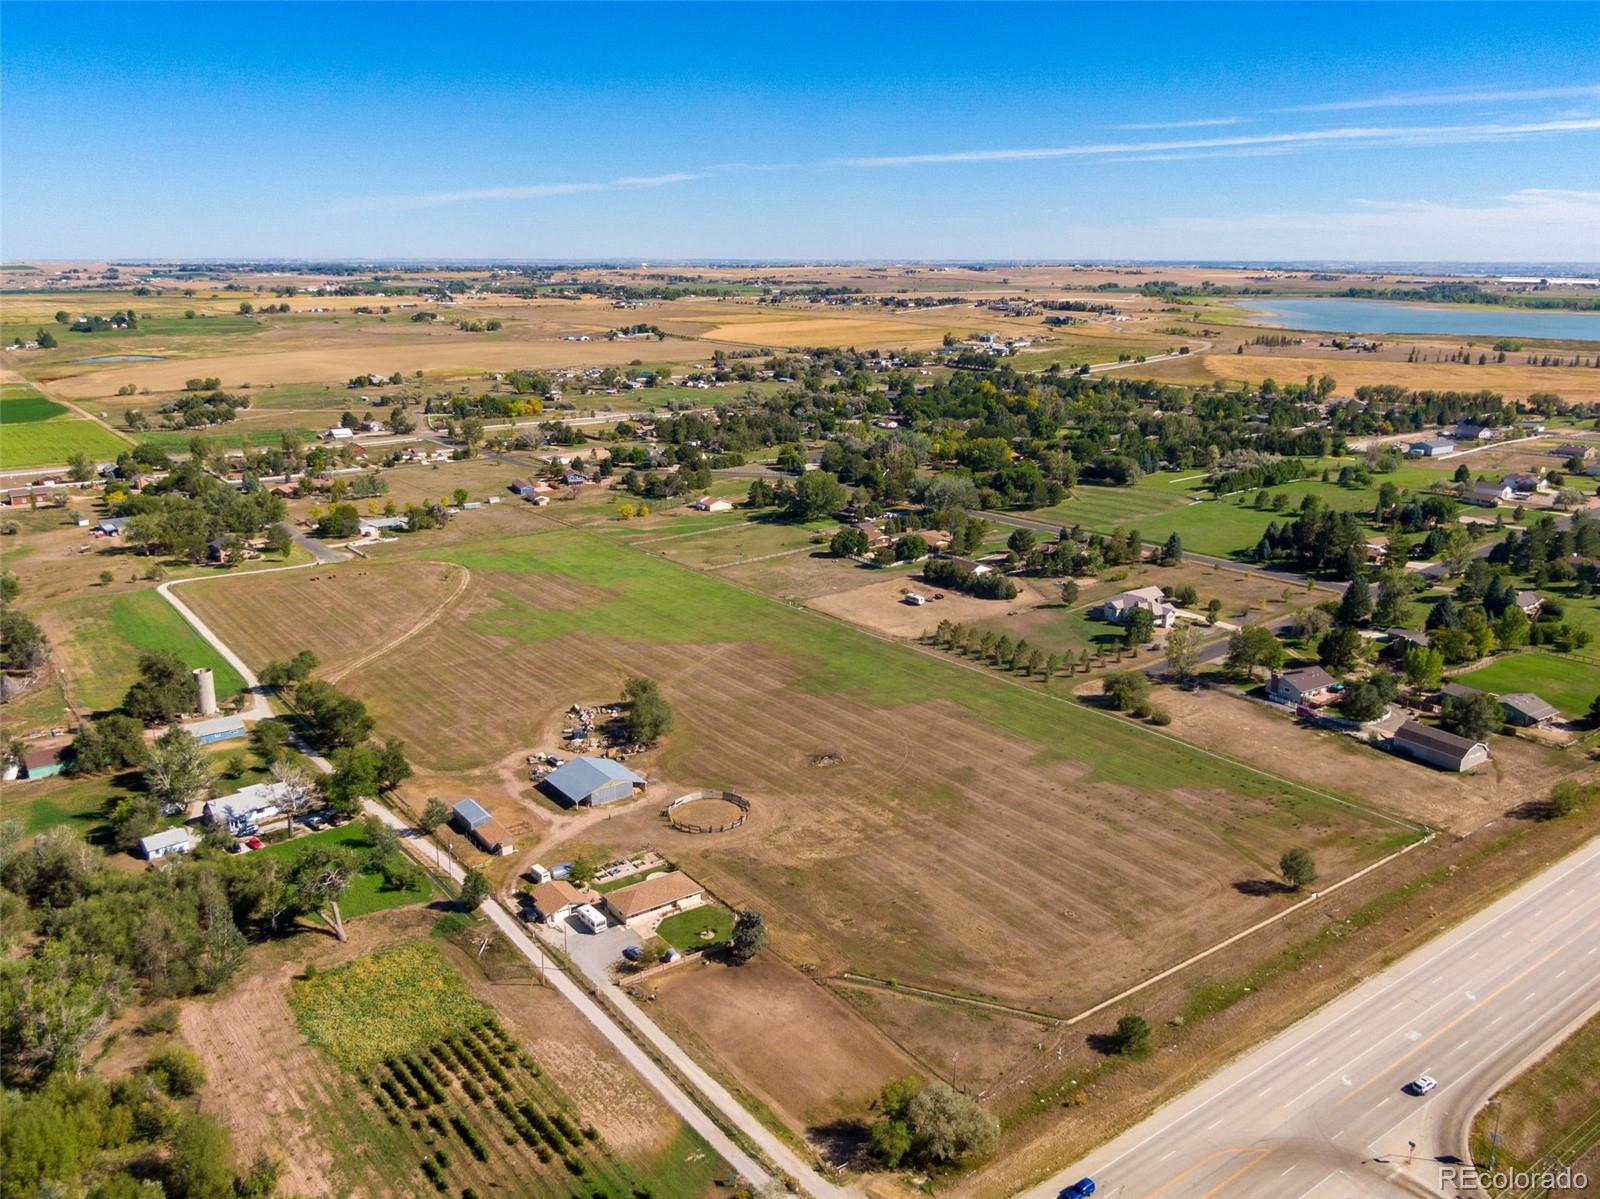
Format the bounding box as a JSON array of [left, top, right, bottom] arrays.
[[36, 331, 716, 400], [183, 528, 1416, 1021], [1134, 351, 1600, 403]]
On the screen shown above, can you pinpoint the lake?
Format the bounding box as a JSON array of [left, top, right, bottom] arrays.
[[1237, 299, 1600, 343], [73, 354, 166, 363]]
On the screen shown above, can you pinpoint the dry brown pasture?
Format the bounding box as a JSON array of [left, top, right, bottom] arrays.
[[181, 530, 1413, 1022], [829, 981, 1056, 1096], [646, 953, 918, 1135], [806, 572, 1055, 638]]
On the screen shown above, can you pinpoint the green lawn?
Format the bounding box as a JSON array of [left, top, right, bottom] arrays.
[[1451, 653, 1600, 718], [106, 589, 247, 696], [0, 417, 128, 469], [655, 905, 733, 951], [262, 823, 435, 918]]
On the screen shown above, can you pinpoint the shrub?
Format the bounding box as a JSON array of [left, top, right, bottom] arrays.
[[138, 1005, 180, 1035], [145, 1046, 206, 1097], [450, 1115, 489, 1162], [1147, 706, 1172, 726]]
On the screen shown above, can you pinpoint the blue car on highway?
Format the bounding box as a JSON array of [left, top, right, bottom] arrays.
[[1061, 1180, 1096, 1198]]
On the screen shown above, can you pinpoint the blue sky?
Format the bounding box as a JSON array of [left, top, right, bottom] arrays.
[[4, 2, 1599, 262]]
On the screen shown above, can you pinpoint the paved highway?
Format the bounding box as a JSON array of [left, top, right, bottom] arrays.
[[1029, 834, 1600, 1199]]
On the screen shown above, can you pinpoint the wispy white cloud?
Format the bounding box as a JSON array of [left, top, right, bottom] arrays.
[[1278, 83, 1600, 114], [1152, 188, 1600, 259], [834, 117, 1600, 168], [329, 172, 699, 213], [1114, 116, 1247, 130]]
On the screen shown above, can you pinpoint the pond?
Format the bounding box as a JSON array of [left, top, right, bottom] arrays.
[[73, 354, 165, 363], [1237, 299, 1600, 343]]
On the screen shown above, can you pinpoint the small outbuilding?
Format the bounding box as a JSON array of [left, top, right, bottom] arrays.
[[186, 715, 247, 745], [691, 496, 733, 512], [1499, 692, 1560, 728], [542, 757, 646, 808], [1407, 438, 1457, 458], [1390, 720, 1490, 772], [451, 798, 512, 854], [19, 746, 68, 780], [139, 827, 194, 861]]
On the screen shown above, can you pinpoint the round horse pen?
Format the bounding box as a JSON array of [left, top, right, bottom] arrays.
[[663, 790, 750, 834]]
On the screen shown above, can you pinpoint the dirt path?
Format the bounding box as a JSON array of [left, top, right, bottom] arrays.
[[325, 561, 471, 684]]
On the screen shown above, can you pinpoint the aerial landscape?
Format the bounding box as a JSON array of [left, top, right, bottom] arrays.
[[2, 4, 1599, 1199]]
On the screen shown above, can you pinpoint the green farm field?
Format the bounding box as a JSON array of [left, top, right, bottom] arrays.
[[44, 588, 247, 712], [0, 412, 128, 469], [1452, 652, 1600, 718], [182, 525, 1417, 1015], [0, 381, 68, 423]]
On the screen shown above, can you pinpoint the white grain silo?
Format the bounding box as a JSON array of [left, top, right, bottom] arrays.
[[193, 667, 218, 716]]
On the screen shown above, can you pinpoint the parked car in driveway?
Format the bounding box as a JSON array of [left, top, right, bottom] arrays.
[[244, 836, 264, 850], [228, 840, 251, 854]]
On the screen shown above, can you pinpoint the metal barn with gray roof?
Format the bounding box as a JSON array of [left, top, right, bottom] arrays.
[[542, 757, 645, 807]]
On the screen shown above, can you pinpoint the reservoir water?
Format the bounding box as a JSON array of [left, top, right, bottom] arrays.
[[73, 354, 166, 363], [1237, 298, 1600, 343]]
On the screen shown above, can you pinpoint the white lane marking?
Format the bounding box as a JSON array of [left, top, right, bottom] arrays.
[[1467, 951, 1480, 961], [1157, 1149, 1175, 1162], [1206, 1117, 1223, 1130], [1456, 1039, 1472, 1051], [1557, 969, 1568, 979], [1296, 1169, 1341, 1198], [1261, 1085, 1274, 1097], [1073, 848, 1600, 1180], [1490, 1015, 1504, 1026], [1279, 1165, 1297, 1177]]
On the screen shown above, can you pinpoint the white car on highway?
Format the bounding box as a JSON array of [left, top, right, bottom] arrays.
[[1408, 1075, 1438, 1095]]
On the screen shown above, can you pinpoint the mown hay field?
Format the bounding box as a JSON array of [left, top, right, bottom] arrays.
[[185, 527, 1413, 1016]]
